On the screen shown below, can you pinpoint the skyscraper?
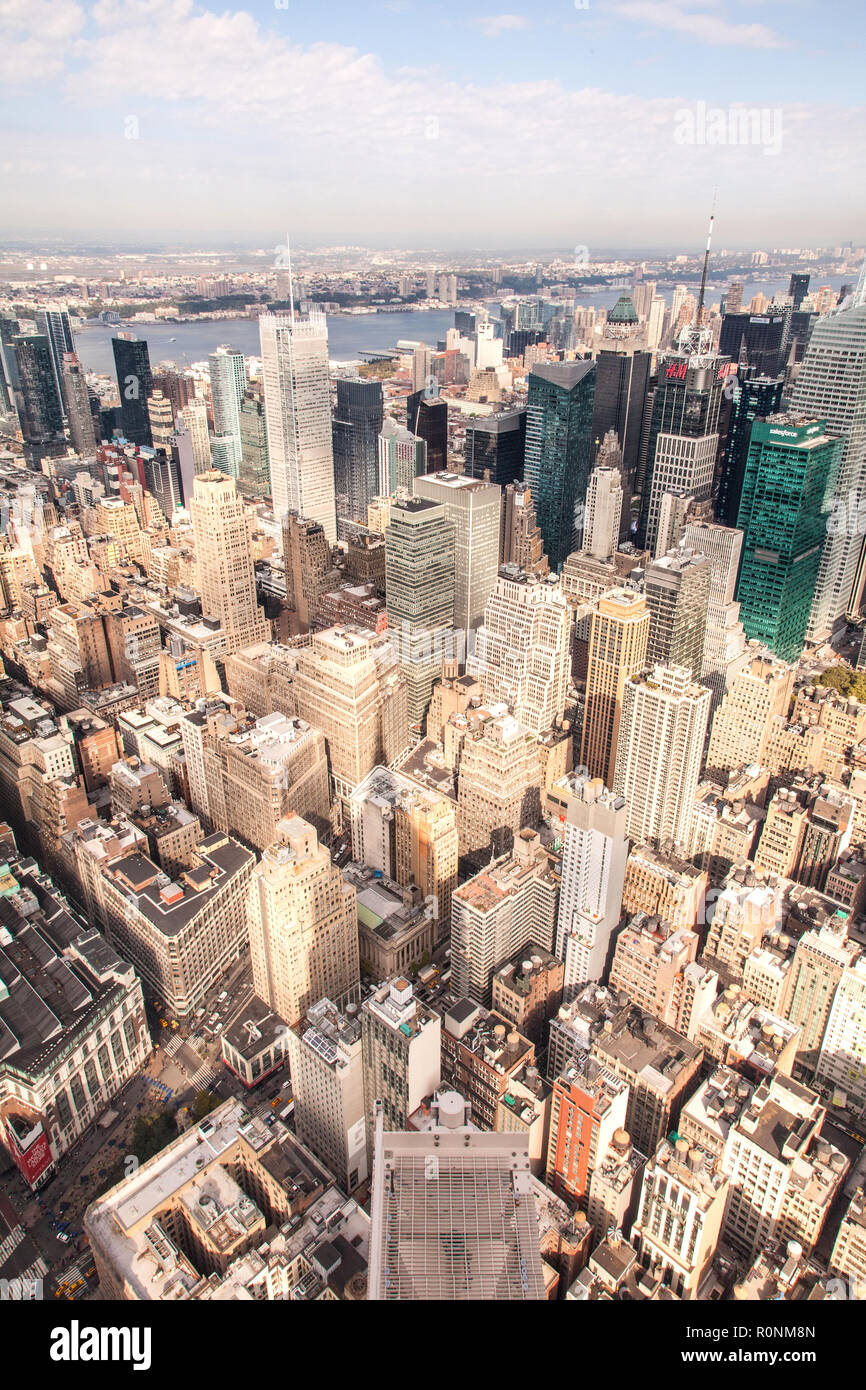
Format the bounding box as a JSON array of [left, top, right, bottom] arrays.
[[467, 571, 572, 734], [524, 360, 596, 571], [112, 336, 153, 447], [208, 347, 246, 476], [10, 334, 64, 447], [638, 350, 728, 552], [681, 518, 749, 712], [36, 306, 73, 417], [552, 771, 629, 995], [499, 483, 549, 575], [414, 471, 501, 635], [584, 446, 624, 560], [59, 351, 97, 456], [580, 588, 650, 786], [405, 391, 447, 472], [645, 549, 711, 680], [377, 417, 427, 494], [464, 408, 526, 486], [237, 385, 271, 498], [456, 713, 543, 870], [385, 496, 456, 729], [361, 976, 441, 1138], [613, 664, 711, 850], [716, 370, 784, 525], [789, 273, 811, 311], [736, 415, 843, 661], [332, 377, 384, 526], [589, 349, 651, 534], [248, 815, 360, 1027], [719, 310, 790, 378], [259, 309, 337, 540], [189, 470, 270, 654], [789, 288, 866, 636]]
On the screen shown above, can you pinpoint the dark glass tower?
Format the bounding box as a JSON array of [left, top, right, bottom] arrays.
[[406, 391, 447, 472], [36, 308, 74, 414], [112, 337, 154, 447], [332, 377, 384, 525], [716, 371, 784, 525], [589, 348, 652, 539], [719, 309, 790, 378], [464, 409, 526, 485], [523, 360, 596, 572], [637, 352, 728, 549], [736, 416, 843, 661], [11, 334, 64, 445], [789, 274, 810, 310]]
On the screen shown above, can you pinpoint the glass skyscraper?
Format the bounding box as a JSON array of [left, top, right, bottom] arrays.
[[716, 369, 784, 525], [736, 416, 843, 662], [332, 377, 384, 526], [463, 409, 526, 486], [789, 290, 866, 638], [523, 360, 595, 572], [112, 336, 154, 448]]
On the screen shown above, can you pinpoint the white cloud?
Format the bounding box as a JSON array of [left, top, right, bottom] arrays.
[[472, 13, 531, 37], [614, 0, 787, 49], [0, 0, 860, 243], [0, 0, 85, 83]]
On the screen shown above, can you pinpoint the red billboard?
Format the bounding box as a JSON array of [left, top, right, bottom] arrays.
[[5, 1118, 55, 1188]]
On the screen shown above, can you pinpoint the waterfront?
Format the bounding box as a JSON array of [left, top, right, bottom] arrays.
[[72, 276, 851, 376]]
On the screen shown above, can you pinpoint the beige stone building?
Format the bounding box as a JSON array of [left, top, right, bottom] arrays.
[[189, 470, 270, 655], [248, 816, 359, 1027], [580, 588, 650, 786]]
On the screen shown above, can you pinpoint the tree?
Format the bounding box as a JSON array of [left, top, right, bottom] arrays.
[[191, 1091, 221, 1120], [816, 666, 866, 702], [130, 1111, 177, 1164]]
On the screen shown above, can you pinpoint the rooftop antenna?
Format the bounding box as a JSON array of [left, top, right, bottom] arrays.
[[286, 230, 296, 327], [679, 190, 717, 364], [695, 190, 716, 332]]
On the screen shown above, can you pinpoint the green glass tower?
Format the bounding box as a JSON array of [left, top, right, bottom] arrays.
[[524, 360, 595, 572], [735, 415, 843, 662]]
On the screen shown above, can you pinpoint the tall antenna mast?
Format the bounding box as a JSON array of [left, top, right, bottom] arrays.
[[678, 190, 717, 364], [286, 230, 296, 327], [695, 193, 716, 331]]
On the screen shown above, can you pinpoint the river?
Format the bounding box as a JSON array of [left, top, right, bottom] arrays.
[[72, 276, 851, 375]]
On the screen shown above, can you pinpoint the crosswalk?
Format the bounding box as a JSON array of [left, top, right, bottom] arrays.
[[0, 1224, 25, 1266], [1, 1256, 47, 1300], [189, 1062, 219, 1091], [163, 1034, 184, 1058]]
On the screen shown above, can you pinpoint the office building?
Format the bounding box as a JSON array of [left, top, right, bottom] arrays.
[[499, 483, 549, 576], [259, 310, 336, 539], [736, 416, 843, 661], [237, 385, 270, 498], [288, 997, 368, 1192], [546, 1056, 629, 1205], [208, 347, 246, 462], [293, 625, 409, 802], [85, 1099, 366, 1300], [633, 1137, 728, 1299], [332, 377, 384, 525], [789, 287, 866, 635], [638, 350, 728, 552], [467, 571, 572, 734], [405, 391, 447, 472], [81, 824, 255, 1018], [367, 1092, 546, 1300], [414, 472, 500, 635], [584, 449, 624, 560], [645, 549, 711, 680], [10, 334, 64, 448], [440, 1002, 535, 1132], [0, 847, 149, 1182], [361, 976, 441, 1138], [377, 417, 426, 495], [451, 830, 559, 1005], [717, 370, 785, 526], [385, 496, 455, 729], [464, 408, 527, 486], [719, 310, 790, 379], [681, 519, 748, 712], [456, 713, 543, 870], [580, 589, 650, 786], [784, 916, 859, 1072], [348, 766, 457, 928], [551, 771, 628, 995], [706, 654, 794, 781], [815, 956, 866, 1112], [524, 361, 595, 571], [589, 350, 651, 533], [248, 816, 359, 1028], [112, 337, 153, 447], [491, 946, 564, 1048], [59, 352, 97, 456], [613, 665, 711, 850], [189, 470, 269, 654]]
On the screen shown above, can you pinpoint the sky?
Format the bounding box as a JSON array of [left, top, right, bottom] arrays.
[[1, 0, 864, 250]]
